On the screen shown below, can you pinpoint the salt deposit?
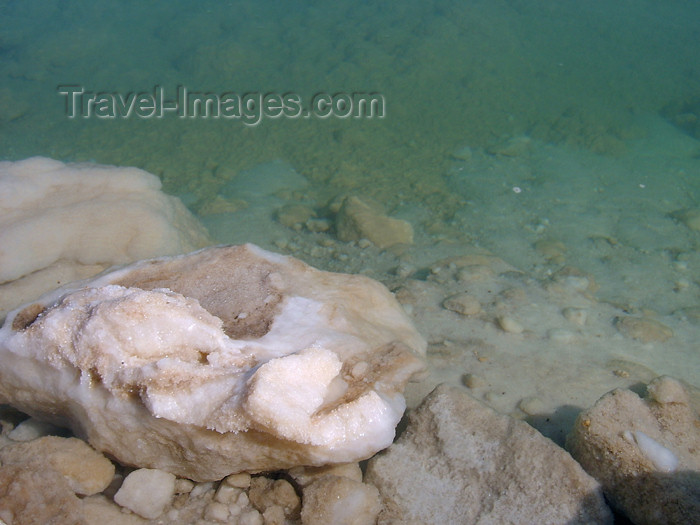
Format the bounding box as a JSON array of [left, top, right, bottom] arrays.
[[0, 244, 426, 481], [0, 157, 211, 319], [624, 430, 679, 473]]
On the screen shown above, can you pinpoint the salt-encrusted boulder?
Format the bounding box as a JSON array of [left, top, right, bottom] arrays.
[[567, 376, 700, 525], [365, 384, 613, 525], [0, 244, 426, 481], [0, 156, 211, 318]]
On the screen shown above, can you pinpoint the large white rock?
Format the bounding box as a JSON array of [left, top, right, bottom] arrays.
[[0, 244, 426, 480], [0, 156, 210, 318]]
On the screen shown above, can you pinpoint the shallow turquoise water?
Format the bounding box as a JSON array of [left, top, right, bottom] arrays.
[[2, 0, 699, 180], [2, 0, 700, 308]]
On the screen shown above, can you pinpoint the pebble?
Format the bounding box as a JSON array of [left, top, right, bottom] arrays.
[[248, 477, 300, 518], [647, 376, 689, 404], [675, 306, 700, 325], [443, 293, 482, 316], [562, 307, 587, 326], [276, 204, 315, 229], [393, 262, 416, 279], [497, 316, 523, 334], [114, 468, 176, 519], [452, 145, 474, 160], [263, 505, 286, 525], [456, 264, 495, 283], [561, 275, 590, 292], [483, 391, 503, 403], [462, 373, 486, 389], [215, 483, 242, 504], [0, 436, 115, 496], [673, 278, 690, 292], [190, 481, 214, 498], [547, 328, 576, 343], [350, 361, 370, 379], [518, 396, 546, 415], [534, 239, 566, 263], [7, 418, 61, 441], [306, 218, 331, 232], [174, 478, 194, 494], [672, 207, 700, 231], [239, 509, 264, 525], [614, 316, 673, 343], [205, 501, 230, 521]]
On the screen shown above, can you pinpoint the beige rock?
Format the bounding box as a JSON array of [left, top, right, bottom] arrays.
[[366, 384, 612, 525], [301, 475, 381, 525], [456, 264, 496, 282], [442, 293, 481, 316], [214, 482, 241, 504], [239, 509, 264, 525], [567, 377, 700, 525], [497, 315, 524, 334], [461, 373, 486, 389], [0, 244, 426, 480], [534, 239, 567, 263], [671, 207, 700, 231], [224, 472, 252, 489], [288, 462, 363, 487], [204, 501, 230, 521], [262, 505, 286, 525], [83, 495, 147, 525], [0, 463, 85, 524], [486, 135, 531, 157], [248, 477, 300, 519], [0, 436, 114, 496], [174, 478, 196, 494], [0, 157, 211, 319], [305, 218, 331, 233], [562, 306, 588, 326], [7, 417, 61, 441], [335, 196, 413, 248], [547, 328, 576, 343], [451, 145, 473, 160], [676, 305, 700, 325], [614, 315, 673, 342], [276, 204, 316, 229], [518, 396, 546, 415]]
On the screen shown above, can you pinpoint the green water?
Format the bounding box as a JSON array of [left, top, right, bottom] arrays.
[[2, 0, 700, 313], [2, 0, 699, 201]]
